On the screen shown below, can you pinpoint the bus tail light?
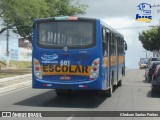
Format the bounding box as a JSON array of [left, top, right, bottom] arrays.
[[90, 58, 99, 80], [34, 58, 42, 79]]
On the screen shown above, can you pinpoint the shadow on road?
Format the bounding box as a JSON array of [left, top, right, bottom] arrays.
[[14, 90, 107, 108], [147, 91, 160, 98]]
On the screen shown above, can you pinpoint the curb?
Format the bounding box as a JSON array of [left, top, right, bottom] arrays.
[[0, 81, 31, 95], [0, 74, 32, 83]]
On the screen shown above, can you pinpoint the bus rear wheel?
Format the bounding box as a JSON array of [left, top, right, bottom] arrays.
[[107, 84, 113, 97], [100, 81, 113, 97], [117, 80, 122, 86]]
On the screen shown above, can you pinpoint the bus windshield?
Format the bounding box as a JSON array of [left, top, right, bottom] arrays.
[[38, 21, 95, 48]]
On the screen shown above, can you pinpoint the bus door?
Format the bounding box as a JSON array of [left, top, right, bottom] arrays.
[[102, 28, 110, 89], [116, 36, 119, 82], [110, 33, 117, 85]]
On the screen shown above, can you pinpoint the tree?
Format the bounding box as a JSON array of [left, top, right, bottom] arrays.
[[138, 26, 160, 52], [0, 0, 87, 43], [0, 0, 15, 34]]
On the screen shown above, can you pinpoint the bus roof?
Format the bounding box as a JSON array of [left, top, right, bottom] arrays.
[[34, 16, 124, 40]]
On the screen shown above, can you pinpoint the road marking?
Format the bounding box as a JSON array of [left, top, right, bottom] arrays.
[[0, 74, 31, 83], [0, 86, 30, 97], [0, 81, 31, 91], [66, 114, 74, 120], [0, 81, 31, 97]]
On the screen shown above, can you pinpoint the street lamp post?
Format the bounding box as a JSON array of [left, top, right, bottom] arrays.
[[6, 29, 10, 68]]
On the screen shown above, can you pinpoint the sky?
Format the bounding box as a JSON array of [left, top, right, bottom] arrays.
[[0, 0, 160, 68], [79, 0, 160, 68]]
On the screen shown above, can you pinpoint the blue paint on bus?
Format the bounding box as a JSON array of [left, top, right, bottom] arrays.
[[32, 16, 127, 96]]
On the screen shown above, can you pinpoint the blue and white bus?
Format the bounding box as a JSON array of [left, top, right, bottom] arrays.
[[32, 16, 127, 97]]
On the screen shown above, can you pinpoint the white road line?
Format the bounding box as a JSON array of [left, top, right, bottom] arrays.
[[0, 81, 31, 96], [0, 86, 30, 97], [0, 74, 31, 83], [66, 114, 75, 120], [0, 81, 31, 91]]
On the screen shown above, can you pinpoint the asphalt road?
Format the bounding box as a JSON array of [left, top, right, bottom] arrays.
[[0, 69, 160, 120]]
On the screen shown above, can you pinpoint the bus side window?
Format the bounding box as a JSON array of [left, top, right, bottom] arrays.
[[118, 38, 124, 55], [102, 28, 108, 56], [105, 30, 109, 56], [110, 33, 116, 56]]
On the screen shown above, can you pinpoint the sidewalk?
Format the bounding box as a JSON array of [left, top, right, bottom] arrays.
[[0, 74, 31, 83], [0, 74, 32, 95]]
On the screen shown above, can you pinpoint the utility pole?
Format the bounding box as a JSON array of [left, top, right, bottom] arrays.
[[6, 29, 9, 68], [142, 51, 147, 58]]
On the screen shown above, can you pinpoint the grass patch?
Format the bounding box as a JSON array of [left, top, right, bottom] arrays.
[[0, 68, 32, 79], [0, 73, 20, 79], [10, 61, 32, 68], [0, 61, 32, 79], [1, 60, 32, 68]]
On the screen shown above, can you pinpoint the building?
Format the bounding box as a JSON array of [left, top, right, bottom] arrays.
[[0, 34, 32, 62]]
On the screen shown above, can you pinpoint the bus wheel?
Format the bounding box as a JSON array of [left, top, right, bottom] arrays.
[[117, 80, 122, 86], [107, 72, 114, 97], [98, 85, 113, 97], [107, 84, 113, 97]]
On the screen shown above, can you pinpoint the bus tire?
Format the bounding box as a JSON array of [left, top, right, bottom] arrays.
[[107, 72, 114, 97], [107, 84, 113, 97], [117, 80, 122, 86]]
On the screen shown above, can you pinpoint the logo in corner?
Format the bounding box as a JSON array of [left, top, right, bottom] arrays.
[[41, 54, 58, 61], [136, 3, 152, 23]]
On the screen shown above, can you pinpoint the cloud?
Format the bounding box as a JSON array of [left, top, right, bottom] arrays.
[[80, 0, 153, 18], [102, 17, 150, 45], [80, 0, 155, 68]]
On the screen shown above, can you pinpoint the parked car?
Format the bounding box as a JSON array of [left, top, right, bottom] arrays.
[[147, 57, 160, 68], [139, 58, 149, 69], [151, 76, 160, 97], [145, 61, 160, 83], [152, 65, 160, 81]]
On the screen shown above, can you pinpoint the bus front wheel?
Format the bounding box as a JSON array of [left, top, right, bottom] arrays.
[[107, 84, 113, 97]]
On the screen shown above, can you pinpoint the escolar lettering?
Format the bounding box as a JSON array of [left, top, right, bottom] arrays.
[[42, 65, 89, 74]]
